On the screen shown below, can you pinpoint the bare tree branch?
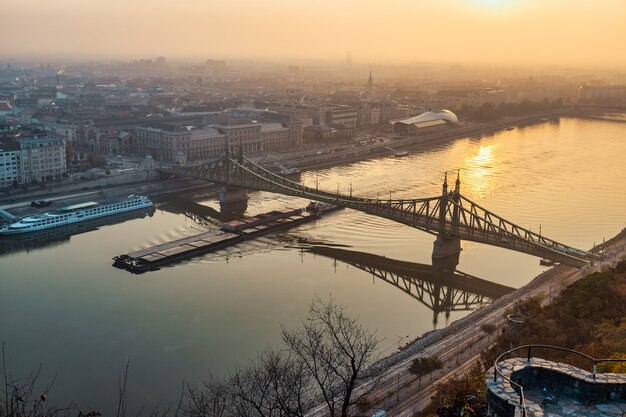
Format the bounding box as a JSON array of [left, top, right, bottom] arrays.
[[282, 296, 381, 417]]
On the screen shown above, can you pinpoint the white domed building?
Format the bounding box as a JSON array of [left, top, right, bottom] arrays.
[[386, 110, 459, 135]]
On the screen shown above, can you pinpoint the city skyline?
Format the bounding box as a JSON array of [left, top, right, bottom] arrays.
[[3, 0, 626, 68]]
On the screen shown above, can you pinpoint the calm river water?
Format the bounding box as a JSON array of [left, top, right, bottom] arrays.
[[1, 117, 625, 413]]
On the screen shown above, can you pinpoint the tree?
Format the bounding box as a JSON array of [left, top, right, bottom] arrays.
[[227, 350, 306, 417], [189, 297, 380, 417], [188, 350, 307, 417], [418, 362, 486, 417], [281, 296, 381, 417], [408, 356, 443, 387], [186, 374, 230, 417], [1, 344, 71, 417], [480, 323, 497, 343], [65, 142, 74, 166]]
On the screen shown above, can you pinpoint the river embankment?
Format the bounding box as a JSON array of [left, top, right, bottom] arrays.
[[279, 109, 572, 171]]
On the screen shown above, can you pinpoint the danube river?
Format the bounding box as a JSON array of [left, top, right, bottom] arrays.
[[1, 117, 625, 413]]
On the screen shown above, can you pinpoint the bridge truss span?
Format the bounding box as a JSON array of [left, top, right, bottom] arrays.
[[445, 195, 593, 265]]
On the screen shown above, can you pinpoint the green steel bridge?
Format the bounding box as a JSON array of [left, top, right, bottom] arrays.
[[164, 154, 598, 268]]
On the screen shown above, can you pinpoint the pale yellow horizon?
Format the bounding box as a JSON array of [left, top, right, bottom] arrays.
[[3, 0, 626, 67]]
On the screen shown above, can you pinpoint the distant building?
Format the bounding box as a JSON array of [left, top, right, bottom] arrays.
[[266, 105, 315, 126], [321, 106, 358, 128], [136, 126, 227, 162], [81, 114, 206, 154], [96, 130, 134, 155], [189, 128, 228, 160], [357, 103, 380, 127], [17, 134, 67, 183], [480, 89, 507, 106], [385, 110, 459, 135], [134, 119, 302, 163], [261, 122, 297, 151], [169, 104, 224, 117], [211, 119, 302, 154], [303, 125, 333, 141], [578, 85, 626, 102], [55, 120, 79, 143], [0, 101, 13, 117], [391, 105, 420, 120], [303, 125, 353, 142], [211, 121, 263, 154], [0, 133, 67, 186], [0, 138, 20, 188]]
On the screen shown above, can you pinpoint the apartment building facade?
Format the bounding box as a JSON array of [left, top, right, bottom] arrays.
[[135, 119, 303, 163], [0, 139, 20, 188], [17, 135, 67, 183]]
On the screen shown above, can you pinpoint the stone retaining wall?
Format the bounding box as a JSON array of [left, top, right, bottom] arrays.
[[486, 358, 626, 417]]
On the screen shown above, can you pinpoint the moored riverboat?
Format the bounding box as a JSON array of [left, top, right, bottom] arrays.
[[0, 195, 153, 235]]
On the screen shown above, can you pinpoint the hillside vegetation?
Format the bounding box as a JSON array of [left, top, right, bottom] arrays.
[[420, 260, 626, 417]]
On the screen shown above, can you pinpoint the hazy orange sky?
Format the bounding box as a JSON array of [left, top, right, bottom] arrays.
[[3, 0, 626, 67]]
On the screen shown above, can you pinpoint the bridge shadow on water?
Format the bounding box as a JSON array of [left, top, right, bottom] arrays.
[[301, 245, 515, 326], [156, 197, 247, 225]]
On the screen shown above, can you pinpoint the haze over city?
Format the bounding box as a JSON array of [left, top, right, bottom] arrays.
[[4, 0, 626, 67]]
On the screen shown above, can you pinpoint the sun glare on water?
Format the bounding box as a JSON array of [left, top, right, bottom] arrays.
[[463, 145, 498, 199]]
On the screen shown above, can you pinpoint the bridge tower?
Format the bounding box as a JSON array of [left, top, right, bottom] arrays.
[[219, 145, 248, 215], [451, 170, 461, 235], [432, 172, 462, 262]]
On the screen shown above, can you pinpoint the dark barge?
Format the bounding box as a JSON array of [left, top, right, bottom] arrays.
[[113, 203, 339, 273]]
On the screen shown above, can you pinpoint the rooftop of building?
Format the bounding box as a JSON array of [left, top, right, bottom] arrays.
[[392, 109, 459, 125], [174, 104, 224, 113], [0, 137, 19, 152], [190, 128, 225, 139], [17, 134, 65, 146], [260, 122, 287, 132]]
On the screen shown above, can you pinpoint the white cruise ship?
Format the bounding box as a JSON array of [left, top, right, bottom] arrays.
[[0, 195, 153, 235]]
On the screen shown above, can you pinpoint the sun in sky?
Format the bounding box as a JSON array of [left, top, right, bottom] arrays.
[[472, 0, 516, 7]]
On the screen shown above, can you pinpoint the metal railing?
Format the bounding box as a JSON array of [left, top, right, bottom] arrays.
[[492, 344, 626, 417]]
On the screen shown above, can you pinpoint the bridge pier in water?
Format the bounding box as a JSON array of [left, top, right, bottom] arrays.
[[219, 186, 248, 205], [219, 186, 248, 218], [431, 243, 461, 274], [432, 236, 462, 261]]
